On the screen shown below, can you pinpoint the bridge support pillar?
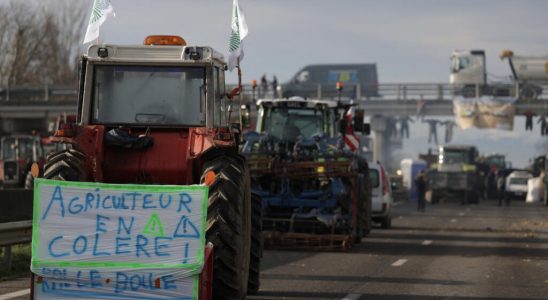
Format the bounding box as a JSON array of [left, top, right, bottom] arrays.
[[371, 116, 388, 164]]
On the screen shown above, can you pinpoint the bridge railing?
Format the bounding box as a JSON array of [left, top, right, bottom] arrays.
[[2, 83, 548, 104]]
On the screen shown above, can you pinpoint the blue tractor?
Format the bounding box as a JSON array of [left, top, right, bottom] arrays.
[[241, 97, 371, 250]]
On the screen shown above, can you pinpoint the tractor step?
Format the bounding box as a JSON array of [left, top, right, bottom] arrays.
[[263, 231, 353, 251]]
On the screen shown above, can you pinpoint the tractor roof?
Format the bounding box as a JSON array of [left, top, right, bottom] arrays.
[[256, 97, 339, 108], [85, 44, 226, 65]]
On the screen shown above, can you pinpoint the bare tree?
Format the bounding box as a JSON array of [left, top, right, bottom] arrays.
[[0, 0, 88, 87]]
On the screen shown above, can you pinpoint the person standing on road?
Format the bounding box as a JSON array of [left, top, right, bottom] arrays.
[[496, 171, 509, 206], [414, 170, 427, 211]]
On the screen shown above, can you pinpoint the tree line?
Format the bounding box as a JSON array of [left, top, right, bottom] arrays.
[[0, 0, 88, 88]]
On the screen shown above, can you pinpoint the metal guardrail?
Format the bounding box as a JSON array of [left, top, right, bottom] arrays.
[[0, 220, 32, 247], [0, 220, 32, 268]]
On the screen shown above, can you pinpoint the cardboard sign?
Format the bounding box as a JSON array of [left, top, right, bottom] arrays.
[[31, 179, 208, 300]]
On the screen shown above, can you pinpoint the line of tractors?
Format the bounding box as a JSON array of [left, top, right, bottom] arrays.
[[0, 36, 376, 299]]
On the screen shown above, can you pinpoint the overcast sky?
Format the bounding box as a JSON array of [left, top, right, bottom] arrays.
[[11, 0, 548, 168], [89, 0, 548, 168]]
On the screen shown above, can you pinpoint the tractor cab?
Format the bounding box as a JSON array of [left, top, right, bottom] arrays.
[[56, 35, 237, 185], [0, 135, 43, 187]]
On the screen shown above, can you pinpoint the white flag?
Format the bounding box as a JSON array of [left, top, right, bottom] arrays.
[[228, 0, 248, 71], [83, 0, 115, 44]]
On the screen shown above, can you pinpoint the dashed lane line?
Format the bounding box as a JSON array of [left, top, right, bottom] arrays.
[[341, 293, 362, 300], [391, 259, 408, 267], [0, 289, 30, 300], [422, 240, 433, 245]]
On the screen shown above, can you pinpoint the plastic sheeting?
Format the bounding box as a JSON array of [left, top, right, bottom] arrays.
[[453, 96, 516, 130], [526, 177, 542, 203], [31, 179, 208, 299]]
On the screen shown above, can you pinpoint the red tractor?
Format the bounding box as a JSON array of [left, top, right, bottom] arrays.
[[40, 35, 260, 299], [0, 134, 44, 189]]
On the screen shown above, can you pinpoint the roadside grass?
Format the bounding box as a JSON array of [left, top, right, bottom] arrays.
[[0, 244, 31, 281]]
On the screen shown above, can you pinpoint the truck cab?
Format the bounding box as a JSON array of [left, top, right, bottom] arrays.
[[281, 64, 379, 99]]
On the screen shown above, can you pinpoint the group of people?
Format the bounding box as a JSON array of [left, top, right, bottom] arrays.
[[524, 111, 548, 136], [259, 74, 278, 98]]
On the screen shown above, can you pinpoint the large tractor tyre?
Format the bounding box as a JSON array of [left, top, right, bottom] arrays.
[[202, 154, 251, 300], [247, 192, 263, 295], [24, 171, 34, 189], [43, 149, 86, 181]]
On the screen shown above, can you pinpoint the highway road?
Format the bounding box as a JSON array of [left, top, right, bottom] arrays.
[[1, 198, 548, 299]]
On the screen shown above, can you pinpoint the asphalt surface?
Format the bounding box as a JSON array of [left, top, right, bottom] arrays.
[[1, 198, 548, 299], [250, 199, 548, 300]]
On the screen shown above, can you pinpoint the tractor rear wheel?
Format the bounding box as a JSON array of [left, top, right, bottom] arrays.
[[202, 154, 251, 300], [43, 149, 85, 181], [247, 192, 262, 295], [24, 171, 34, 189]]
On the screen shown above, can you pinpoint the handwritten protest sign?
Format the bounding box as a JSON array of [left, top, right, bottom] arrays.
[[31, 179, 208, 299]]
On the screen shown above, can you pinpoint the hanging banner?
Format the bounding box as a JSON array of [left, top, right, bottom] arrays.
[[453, 96, 516, 130], [31, 179, 208, 300]]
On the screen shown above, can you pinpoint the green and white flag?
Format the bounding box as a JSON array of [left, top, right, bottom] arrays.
[[228, 0, 248, 71], [83, 0, 115, 44]]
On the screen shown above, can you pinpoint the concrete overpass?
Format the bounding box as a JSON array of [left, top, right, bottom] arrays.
[[2, 83, 548, 167]]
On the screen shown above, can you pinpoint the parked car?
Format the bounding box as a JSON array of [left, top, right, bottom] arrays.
[[505, 170, 532, 200], [369, 162, 393, 228]]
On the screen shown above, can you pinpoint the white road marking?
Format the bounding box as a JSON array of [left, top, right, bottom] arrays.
[[450, 218, 457, 223], [0, 289, 30, 300], [341, 293, 362, 300], [458, 212, 465, 216], [422, 240, 433, 245], [391, 259, 408, 267]]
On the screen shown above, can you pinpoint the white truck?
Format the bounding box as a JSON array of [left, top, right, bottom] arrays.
[[450, 49, 548, 100]]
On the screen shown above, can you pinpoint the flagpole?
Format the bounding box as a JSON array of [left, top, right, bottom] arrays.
[[237, 57, 243, 133]]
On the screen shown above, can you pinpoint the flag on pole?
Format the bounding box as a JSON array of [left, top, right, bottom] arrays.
[[83, 0, 115, 44], [228, 0, 248, 71]]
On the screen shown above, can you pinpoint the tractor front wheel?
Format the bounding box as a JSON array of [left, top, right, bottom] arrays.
[[202, 154, 251, 300], [43, 149, 85, 181]]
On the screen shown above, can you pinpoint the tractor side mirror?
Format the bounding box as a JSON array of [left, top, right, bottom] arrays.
[[241, 105, 251, 129]]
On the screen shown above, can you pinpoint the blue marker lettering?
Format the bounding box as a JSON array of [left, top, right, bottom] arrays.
[[115, 237, 131, 255], [76, 270, 87, 288], [142, 194, 156, 209], [154, 237, 171, 257], [114, 272, 128, 293], [95, 188, 101, 209], [95, 214, 109, 233], [177, 193, 192, 213], [130, 274, 141, 291], [84, 192, 94, 211], [136, 234, 150, 257], [125, 192, 140, 210], [48, 236, 69, 258], [159, 194, 172, 209], [92, 233, 110, 257], [42, 186, 65, 220], [162, 275, 176, 290], [68, 197, 83, 214], [102, 195, 111, 209], [117, 216, 134, 235], [90, 270, 102, 288], [73, 235, 88, 255]]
